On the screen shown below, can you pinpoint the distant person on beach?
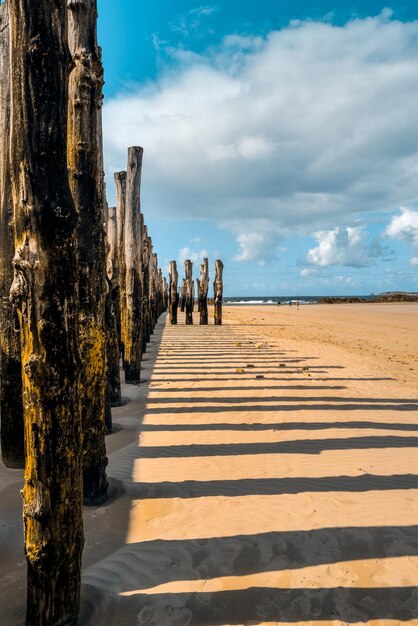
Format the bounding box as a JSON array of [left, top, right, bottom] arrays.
[[289, 300, 292, 306], [297, 300, 300, 310]]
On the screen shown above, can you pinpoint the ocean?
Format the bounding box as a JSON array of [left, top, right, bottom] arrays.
[[223, 296, 375, 305]]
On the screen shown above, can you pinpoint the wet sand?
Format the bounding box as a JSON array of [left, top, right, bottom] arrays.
[[1, 303, 418, 625]]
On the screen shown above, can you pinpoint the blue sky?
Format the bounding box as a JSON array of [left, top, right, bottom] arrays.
[[98, 1, 418, 296]]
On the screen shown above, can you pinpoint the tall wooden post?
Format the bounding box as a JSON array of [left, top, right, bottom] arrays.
[[141, 225, 151, 352], [169, 261, 179, 324], [105, 206, 122, 409], [0, 2, 24, 468], [197, 258, 209, 325], [8, 0, 83, 622], [114, 170, 126, 360], [150, 251, 158, 330], [214, 259, 224, 326], [124, 147, 143, 384], [163, 276, 169, 311], [184, 260, 194, 325], [180, 279, 187, 312], [68, 0, 108, 505]]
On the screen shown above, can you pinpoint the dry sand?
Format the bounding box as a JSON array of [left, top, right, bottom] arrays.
[[1, 303, 418, 625]]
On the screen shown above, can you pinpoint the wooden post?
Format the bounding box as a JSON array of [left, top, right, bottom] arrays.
[[169, 261, 179, 324], [163, 276, 169, 311], [68, 0, 108, 505], [105, 206, 122, 409], [184, 260, 194, 325], [150, 251, 158, 330], [114, 170, 126, 362], [8, 0, 83, 622], [214, 259, 224, 325], [124, 146, 143, 384], [197, 258, 209, 325], [141, 225, 151, 353], [0, 2, 24, 469], [180, 279, 187, 312]]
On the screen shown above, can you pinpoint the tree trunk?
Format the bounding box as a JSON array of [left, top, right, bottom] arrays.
[[67, 0, 108, 506], [197, 258, 209, 325], [185, 260, 194, 325], [124, 147, 143, 384], [0, 2, 24, 469], [114, 170, 126, 363], [214, 259, 224, 326], [169, 261, 178, 324], [8, 0, 84, 622], [105, 206, 122, 409]]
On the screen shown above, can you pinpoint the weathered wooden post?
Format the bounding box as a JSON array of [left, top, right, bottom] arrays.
[[150, 251, 158, 330], [68, 0, 108, 505], [124, 146, 143, 384], [197, 258, 209, 325], [114, 170, 127, 360], [214, 259, 224, 325], [157, 268, 164, 317], [169, 261, 179, 324], [141, 225, 151, 352], [8, 0, 83, 621], [105, 206, 122, 409], [163, 276, 169, 311], [184, 260, 194, 325], [180, 279, 187, 312], [0, 2, 24, 469]]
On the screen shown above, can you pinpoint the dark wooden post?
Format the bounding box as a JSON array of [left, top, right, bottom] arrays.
[[180, 278, 187, 312], [141, 225, 151, 352], [214, 259, 224, 326], [68, 0, 108, 505], [105, 206, 122, 409], [185, 260, 194, 325], [169, 261, 179, 324], [150, 251, 158, 330], [163, 276, 169, 311], [0, 2, 24, 469], [8, 0, 83, 621], [197, 257, 209, 325], [114, 170, 126, 361], [124, 146, 143, 384]]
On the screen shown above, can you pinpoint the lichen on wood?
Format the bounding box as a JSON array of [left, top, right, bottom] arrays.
[[67, 0, 108, 505], [8, 0, 84, 622], [123, 147, 143, 384], [0, 1, 24, 469]]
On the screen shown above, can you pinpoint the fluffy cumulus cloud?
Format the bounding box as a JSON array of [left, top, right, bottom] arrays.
[[103, 12, 418, 264], [307, 226, 379, 268], [178, 246, 208, 264], [384, 207, 418, 265]]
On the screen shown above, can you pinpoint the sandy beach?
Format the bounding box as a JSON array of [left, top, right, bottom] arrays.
[[1, 303, 418, 625]]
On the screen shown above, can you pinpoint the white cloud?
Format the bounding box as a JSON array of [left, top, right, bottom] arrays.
[[222, 219, 284, 265], [300, 268, 318, 277], [104, 12, 418, 264], [178, 246, 208, 265], [384, 207, 418, 265], [307, 226, 375, 267]]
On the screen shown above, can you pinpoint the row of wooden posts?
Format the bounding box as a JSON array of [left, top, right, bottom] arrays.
[[0, 1, 167, 624], [168, 258, 224, 325]]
